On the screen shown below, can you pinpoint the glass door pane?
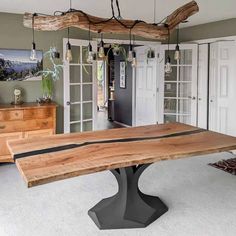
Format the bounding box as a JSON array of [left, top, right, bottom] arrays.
[[163, 47, 196, 125], [69, 46, 82, 133], [64, 40, 96, 133]]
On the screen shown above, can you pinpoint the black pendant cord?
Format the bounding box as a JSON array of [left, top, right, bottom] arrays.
[[88, 23, 91, 43], [115, 0, 122, 19], [129, 28, 132, 49], [14, 129, 206, 160], [32, 13, 38, 44], [32, 15, 35, 44], [167, 28, 170, 55], [176, 26, 179, 46], [35, 0, 169, 34], [67, 27, 70, 44]]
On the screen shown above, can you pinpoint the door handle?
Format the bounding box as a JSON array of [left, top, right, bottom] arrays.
[[66, 101, 71, 106], [188, 96, 196, 100]]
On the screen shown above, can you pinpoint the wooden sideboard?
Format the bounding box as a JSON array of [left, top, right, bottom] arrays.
[[0, 102, 57, 163]]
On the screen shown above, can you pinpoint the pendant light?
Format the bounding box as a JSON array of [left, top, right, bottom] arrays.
[[65, 0, 73, 62], [131, 51, 137, 67], [131, 35, 137, 67], [164, 28, 172, 74], [30, 13, 37, 61], [127, 29, 134, 63], [87, 24, 94, 64], [65, 27, 73, 62], [174, 26, 180, 61], [98, 33, 105, 58]]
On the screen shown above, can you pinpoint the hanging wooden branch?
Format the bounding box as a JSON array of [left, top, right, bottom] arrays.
[[23, 1, 199, 40]]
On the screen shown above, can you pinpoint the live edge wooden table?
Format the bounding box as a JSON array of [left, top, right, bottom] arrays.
[[7, 123, 236, 230]]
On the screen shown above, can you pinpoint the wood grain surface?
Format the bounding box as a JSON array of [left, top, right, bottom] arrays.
[[8, 123, 197, 157], [8, 123, 236, 188], [23, 1, 198, 40]]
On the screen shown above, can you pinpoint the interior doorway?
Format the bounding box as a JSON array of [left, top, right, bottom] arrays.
[[97, 60, 107, 111], [95, 47, 121, 130], [134, 45, 159, 126]]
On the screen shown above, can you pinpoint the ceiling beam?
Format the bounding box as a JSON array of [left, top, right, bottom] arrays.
[[23, 1, 199, 40]]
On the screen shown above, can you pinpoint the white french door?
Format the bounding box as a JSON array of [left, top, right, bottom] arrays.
[[158, 44, 198, 126], [197, 44, 209, 129], [134, 46, 159, 126], [63, 39, 97, 133], [209, 41, 236, 136]]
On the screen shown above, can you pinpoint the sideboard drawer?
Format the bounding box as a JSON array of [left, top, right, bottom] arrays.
[[23, 108, 53, 120], [0, 110, 23, 121], [0, 118, 53, 133], [0, 102, 57, 163]]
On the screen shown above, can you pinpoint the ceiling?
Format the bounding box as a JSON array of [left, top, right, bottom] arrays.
[[0, 0, 236, 28]]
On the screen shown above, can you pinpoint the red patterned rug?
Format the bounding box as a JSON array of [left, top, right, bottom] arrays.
[[209, 158, 236, 175]]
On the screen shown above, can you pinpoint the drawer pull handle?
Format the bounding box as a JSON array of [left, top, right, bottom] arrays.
[[0, 125, 6, 129], [42, 122, 48, 126]]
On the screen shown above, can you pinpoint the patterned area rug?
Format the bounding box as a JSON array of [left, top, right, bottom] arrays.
[[209, 157, 236, 175]]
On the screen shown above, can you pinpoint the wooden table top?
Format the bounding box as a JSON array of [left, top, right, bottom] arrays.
[[8, 123, 236, 188]]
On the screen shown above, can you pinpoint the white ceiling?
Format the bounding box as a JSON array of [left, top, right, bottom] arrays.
[[0, 0, 236, 28]]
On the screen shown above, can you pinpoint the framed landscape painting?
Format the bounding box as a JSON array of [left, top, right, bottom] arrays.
[[0, 49, 43, 81]]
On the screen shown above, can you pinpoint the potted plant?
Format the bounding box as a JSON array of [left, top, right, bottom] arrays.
[[41, 77, 53, 103], [36, 47, 63, 103]]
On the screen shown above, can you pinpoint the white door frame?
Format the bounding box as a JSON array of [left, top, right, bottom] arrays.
[[158, 44, 198, 125], [197, 44, 209, 129], [63, 38, 97, 133], [133, 45, 161, 126]]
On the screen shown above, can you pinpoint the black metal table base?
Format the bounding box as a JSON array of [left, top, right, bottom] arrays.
[[88, 164, 168, 230]]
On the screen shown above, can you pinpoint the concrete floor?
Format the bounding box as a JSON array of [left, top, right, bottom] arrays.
[[96, 110, 122, 131], [0, 152, 236, 236]]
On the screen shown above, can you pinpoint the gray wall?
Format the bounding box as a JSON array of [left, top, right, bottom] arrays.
[[180, 18, 236, 42], [114, 46, 133, 126], [0, 12, 147, 133], [0, 13, 91, 133]]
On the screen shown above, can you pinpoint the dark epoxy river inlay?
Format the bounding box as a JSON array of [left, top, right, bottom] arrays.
[[14, 129, 206, 160]]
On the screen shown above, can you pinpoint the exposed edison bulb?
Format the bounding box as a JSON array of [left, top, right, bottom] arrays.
[[98, 46, 105, 58], [87, 51, 94, 64], [131, 57, 137, 67], [165, 56, 172, 74], [127, 50, 134, 63], [127, 44, 134, 63], [174, 45, 180, 61], [131, 51, 136, 67], [65, 42, 72, 62], [87, 44, 94, 64], [98, 36, 105, 58], [30, 42, 37, 61]]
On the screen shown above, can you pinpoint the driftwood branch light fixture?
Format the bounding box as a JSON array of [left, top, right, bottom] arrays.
[[23, 0, 199, 40]]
